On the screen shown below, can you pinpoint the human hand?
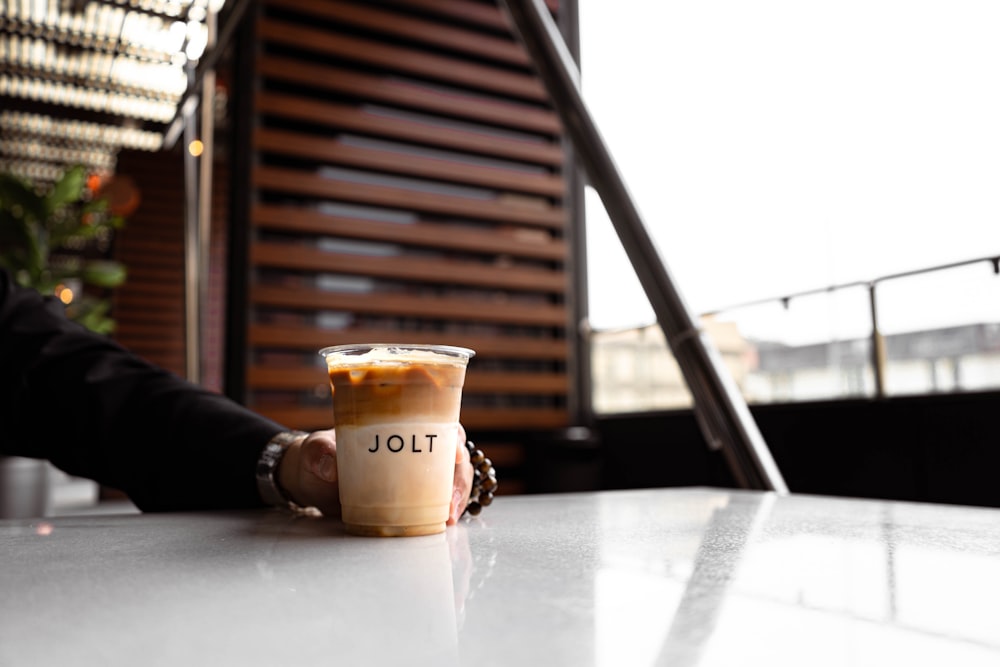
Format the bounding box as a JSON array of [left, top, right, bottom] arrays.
[[278, 429, 340, 517], [278, 425, 474, 523]]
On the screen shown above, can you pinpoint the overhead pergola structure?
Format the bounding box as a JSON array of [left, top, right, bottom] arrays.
[[0, 0, 233, 384], [0, 0, 223, 182]]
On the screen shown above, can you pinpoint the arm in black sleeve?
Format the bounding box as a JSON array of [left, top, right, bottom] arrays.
[[0, 269, 286, 511]]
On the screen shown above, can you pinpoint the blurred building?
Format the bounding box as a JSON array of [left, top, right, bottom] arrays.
[[591, 317, 750, 412], [593, 319, 1000, 412]]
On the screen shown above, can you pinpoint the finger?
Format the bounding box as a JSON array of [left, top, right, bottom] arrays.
[[448, 487, 464, 526], [448, 442, 473, 525], [454, 423, 467, 464]]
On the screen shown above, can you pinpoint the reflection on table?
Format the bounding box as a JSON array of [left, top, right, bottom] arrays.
[[2, 488, 999, 666]]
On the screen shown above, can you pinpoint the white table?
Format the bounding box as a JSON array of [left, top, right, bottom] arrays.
[[2, 488, 999, 666]]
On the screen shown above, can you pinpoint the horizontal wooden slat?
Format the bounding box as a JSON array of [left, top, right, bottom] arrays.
[[271, 0, 530, 67], [113, 315, 184, 330], [113, 280, 183, 297], [254, 128, 564, 197], [253, 165, 565, 229], [246, 365, 568, 394], [258, 19, 546, 102], [114, 326, 186, 344], [251, 242, 566, 293], [252, 285, 568, 326], [117, 242, 184, 255], [132, 197, 186, 210], [115, 231, 182, 246], [252, 405, 569, 432], [122, 341, 185, 355], [113, 294, 185, 310], [117, 258, 184, 279], [252, 205, 565, 262], [386, 0, 508, 30], [249, 367, 328, 389], [256, 92, 563, 167], [128, 352, 185, 371], [115, 312, 182, 334], [387, 0, 559, 31], [115, 322, 181, 336], [248, 324, 569, 359], [112, 306, 182, 326], [111, 302, 183, 321], [257, 56, 559, 135]]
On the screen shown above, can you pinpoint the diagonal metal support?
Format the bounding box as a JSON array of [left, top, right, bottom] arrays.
[[500, 0, 788, 492]]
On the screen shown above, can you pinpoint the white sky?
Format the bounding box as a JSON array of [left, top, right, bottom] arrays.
[[579, 0, 1000, 343]]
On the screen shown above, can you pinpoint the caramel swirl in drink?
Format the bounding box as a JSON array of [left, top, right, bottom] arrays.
[[328, 359, 467, 427], [321, 344, 474, 537]]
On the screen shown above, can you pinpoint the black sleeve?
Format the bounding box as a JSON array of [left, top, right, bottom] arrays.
[[0, 269, 286, 511]]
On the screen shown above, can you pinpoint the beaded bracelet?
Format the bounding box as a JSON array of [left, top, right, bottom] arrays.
[[463, 440, 497, 517]]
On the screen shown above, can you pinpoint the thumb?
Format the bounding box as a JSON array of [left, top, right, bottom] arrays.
[[299, 429, 338, 483], [279, 429, 341, 517]]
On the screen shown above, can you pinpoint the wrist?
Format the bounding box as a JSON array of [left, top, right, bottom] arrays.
[[276, 434, 307, 506], [256, 430, 308, 508]]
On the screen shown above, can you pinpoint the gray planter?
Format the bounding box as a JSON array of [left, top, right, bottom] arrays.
[[0, 456, 50, 519]]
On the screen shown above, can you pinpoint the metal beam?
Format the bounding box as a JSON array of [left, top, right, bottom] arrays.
[[164, 0, 254, 149]]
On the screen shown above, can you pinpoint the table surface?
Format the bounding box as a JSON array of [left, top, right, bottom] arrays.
[[3, 487, 999, 666]]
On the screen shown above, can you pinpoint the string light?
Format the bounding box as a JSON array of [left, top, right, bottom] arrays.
[[0, 111, 164, 150], [55, 284, 74, 304]]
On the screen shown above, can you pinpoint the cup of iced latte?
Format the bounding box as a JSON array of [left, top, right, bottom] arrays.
[[320, 344, 475, 537]]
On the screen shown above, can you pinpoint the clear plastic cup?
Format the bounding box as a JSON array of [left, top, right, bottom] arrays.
[[319, 344, 474, 537]]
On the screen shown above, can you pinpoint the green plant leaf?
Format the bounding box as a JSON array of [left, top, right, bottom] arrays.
[[82, 260, 127, 288], [2, 166, 127, 334], [82, 197, 109, 214], [45, 165, 87, 214], [69, 297, 116, 335]]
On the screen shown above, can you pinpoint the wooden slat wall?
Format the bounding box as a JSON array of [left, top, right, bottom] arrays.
[[239, 0, 572, 491], [112, 150, 187, 378], [113, 149, 229, 390]]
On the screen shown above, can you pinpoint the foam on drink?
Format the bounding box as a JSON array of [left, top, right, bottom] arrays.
[[322, 345, 473, 537]]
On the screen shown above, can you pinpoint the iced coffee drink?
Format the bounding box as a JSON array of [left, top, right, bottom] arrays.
[[320, 344, 474, 537]]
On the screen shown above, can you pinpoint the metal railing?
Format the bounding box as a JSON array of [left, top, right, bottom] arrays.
[[703, 255, 1000, 399]]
